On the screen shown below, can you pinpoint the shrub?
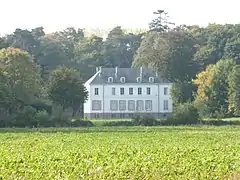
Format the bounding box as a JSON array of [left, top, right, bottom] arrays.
[[132, 114, 158, 126], [163, 103, 200, 125], [70, 119, 94, 127], [201, 119, 240, 126], [102, 121, 134, 126], [36, 110, 53, 127], [13, 106, 38, 127], [50, 105, 72, 127], [29, 100, 52, 115]]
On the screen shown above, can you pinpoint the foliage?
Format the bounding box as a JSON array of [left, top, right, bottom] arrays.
[[149, 10, 174, 32], [4, 27, 45, 55], [70, 119, 94, 127], [29, 100, 52, 115], [102, 120, 134, 126], [171, 82, 197, 104], [194, 59, 237, 118], [35, 110, 51, 127], [132, 114, 158, 126], [103, 26, 141, 68], [12, 106, 38, 127], [200, 119, 240, 126], [0, 127, 240, 179], [228, 65, 240, 116], [164, 103, 200, 125], [73, 35, 104, 80], [48, 66, 88, 116], [0, 48, 42, 111], [133, 30, 198, 82]]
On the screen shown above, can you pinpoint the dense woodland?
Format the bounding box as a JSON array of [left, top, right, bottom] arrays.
[[1, 9, 240, 126]]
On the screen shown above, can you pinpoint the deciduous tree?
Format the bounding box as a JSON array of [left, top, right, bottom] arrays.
[[48, 66, 88, 117], [0, 48, 42, 109]]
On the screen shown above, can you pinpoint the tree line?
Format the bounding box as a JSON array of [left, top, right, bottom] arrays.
[[1, 9, 240, 127]]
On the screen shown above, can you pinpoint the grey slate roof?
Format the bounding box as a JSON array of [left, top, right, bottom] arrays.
[[85, 67, 171, 85]]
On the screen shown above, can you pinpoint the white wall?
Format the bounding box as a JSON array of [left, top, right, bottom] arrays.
[[103, 84, 159, 113], [159, 84, 173, 113], [85, 83, 172, 114]]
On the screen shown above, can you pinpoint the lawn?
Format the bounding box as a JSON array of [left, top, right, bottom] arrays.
[[0, 126, 240, 179]]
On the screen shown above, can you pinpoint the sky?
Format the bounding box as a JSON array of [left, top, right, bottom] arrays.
[[0, 0, 240, 35]]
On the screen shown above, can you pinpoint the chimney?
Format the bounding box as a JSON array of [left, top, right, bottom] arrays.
[[140, 67, 143, 77], [115, 67, 118, 77]]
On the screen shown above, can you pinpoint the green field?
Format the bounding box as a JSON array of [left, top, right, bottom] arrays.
[[0, 126, 240, 179]]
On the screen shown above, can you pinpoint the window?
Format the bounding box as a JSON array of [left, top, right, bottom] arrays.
[[128, 100, 135, 111], [119, 100, 126, 111], [163, 100, 168, 110], [138, 88, 142, 95], [120, 113, 125, 118], [149, 77, 154, 83], [147, 87, 151, 95], [92, 100, 101, 110], [120, 88, 124, 95], [136, 100, 144, 111], [145, 100, 152, 111], [129, 88, 133, 95], [120, 77, 126, 83], [110, 100, 118, 110], [94, 88, 99, 95], [136, 77, 142, 83], [108, 77, 113, 83], [164, 87, 168, 95], [112, 88, 116, 95]]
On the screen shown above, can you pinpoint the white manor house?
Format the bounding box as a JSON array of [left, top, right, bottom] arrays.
[[84, 67, 173, 119]]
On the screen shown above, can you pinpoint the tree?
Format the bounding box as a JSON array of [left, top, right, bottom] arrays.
[[103, 26, 141, 68], [0, 71, 17, 117], [73, 35, 104, 80], [0, 48, 42, 109], [132, 30, 198, 82], [228, 65, 240, 116], [5, 27, 45, 55], [193, 59, 237, 118], [171, 82, 197, 105], [0, 37, 8, 49], [36, 34, 71, 79], [192, 24, 240, 70], [48, 66, 88, 117], [36, 27, 85, 80], [149, 10, 174, 32], [193, 65, 215, 101]]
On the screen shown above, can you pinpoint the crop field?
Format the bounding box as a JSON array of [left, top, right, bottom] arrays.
[[0, 126, 240, 180]]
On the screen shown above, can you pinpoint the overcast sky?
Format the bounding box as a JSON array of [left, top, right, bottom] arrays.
[[1, 0, 240, 35]]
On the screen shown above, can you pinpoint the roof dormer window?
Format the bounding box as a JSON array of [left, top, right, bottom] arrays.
[[149, 77, 154, 83], [120, 77, 126, 83], [108, 77, 113, 83], [136, 77, 142, 83]]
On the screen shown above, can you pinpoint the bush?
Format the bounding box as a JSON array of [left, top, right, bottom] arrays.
[[201, 119, 240, 126], [102, 121, 134, 126], [132, 114, 158, 126], [50, 105, 72, 127], [29, 100, 52, 115], [163, 103, 200, 125], [70, 119, 94, 127], [13, 106, 38, 127], [36, 110, 53, 127]]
